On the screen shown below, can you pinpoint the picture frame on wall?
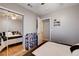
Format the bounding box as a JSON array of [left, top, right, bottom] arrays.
[[53, 19, 60, 26]]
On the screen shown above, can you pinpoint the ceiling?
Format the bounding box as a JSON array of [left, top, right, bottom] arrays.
[[18, 3, 79, 16]]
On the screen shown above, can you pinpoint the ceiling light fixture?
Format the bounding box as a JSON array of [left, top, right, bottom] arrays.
[[11, 16, 16, 20], [10, 13, 17, 20], [27, 3, 32, 7], [41, 3, 45, 5]]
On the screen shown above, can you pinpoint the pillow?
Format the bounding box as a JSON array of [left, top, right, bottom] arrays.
[[72, 49, 79, 56], [5, 32, 12, 37], [0, 33, 2, 36], [70, 43, 79, 53]]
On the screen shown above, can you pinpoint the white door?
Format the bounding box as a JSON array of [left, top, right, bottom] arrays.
[[37, 17, 44, 45]]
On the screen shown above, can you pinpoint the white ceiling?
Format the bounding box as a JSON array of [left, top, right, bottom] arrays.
[[18, 3, 79, 16]]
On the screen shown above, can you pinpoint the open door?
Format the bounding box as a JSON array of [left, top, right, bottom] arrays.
[[37, 17, 45, 45]]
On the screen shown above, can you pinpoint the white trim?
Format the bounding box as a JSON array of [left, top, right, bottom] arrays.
[[0, 6, 24, 16], [49, 17, 51, 41]]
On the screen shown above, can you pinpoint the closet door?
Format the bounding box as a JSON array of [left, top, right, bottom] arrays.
[[7, 12, 24, 56], [0, 8, 8, 56]]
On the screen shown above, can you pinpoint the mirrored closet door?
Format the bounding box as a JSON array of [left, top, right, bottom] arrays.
[[0, 9, 8, 56], [0, 8, 24, 56], [7, 11, 23, 56]]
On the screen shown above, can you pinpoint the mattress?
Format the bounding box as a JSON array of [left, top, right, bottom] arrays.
[[32, 42, 71, 56]]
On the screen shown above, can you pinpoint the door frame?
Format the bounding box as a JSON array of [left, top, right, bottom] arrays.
[[42, 17, 52, 41]]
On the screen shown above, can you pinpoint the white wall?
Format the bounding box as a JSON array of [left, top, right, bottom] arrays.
[[42, 5, 79, 45], [0, 3, 37, 35]]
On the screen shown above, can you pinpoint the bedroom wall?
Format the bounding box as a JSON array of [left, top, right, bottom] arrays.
[[41, 4, 79, 45]]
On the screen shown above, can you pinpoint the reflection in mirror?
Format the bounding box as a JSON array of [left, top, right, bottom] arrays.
[[0, 8, 24, 56], [0, 9, 8, 56], [7, 12, 23, 56]]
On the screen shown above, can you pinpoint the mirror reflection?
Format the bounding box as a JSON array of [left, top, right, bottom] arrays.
[[0, 8, 24, 56]]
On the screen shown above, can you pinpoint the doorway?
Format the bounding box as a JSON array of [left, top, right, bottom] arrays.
[[43, 19, 50, 41]]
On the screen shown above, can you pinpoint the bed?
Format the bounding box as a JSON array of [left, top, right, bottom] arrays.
[[31, 41, 79, 56], [32, 42, 72, 56]]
